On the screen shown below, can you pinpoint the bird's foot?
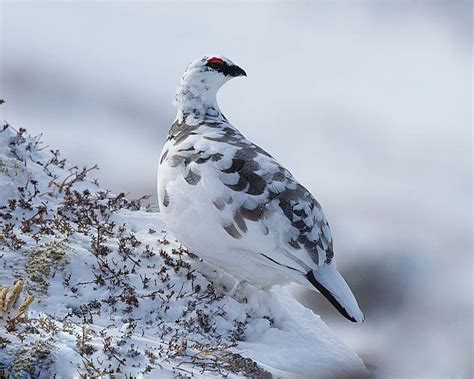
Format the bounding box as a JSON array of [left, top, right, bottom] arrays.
[[228, 280, 249, 303]]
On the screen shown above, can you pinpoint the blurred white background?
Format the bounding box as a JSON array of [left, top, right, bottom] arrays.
[[0, 1, 472, 378]]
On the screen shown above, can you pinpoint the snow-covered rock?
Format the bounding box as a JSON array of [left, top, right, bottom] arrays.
[[0, 120, 367, 378]]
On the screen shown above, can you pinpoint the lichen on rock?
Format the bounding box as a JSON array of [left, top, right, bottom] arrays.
[[25, 240, 70, 294]]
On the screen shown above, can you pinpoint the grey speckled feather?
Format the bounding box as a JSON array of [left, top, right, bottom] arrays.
[[163, 120, 334, 266]]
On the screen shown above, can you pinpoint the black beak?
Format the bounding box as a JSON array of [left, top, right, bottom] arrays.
[[225, 64, 247, 77]]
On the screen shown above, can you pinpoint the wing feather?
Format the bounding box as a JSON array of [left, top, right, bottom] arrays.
[[166, 122, 335, 269]]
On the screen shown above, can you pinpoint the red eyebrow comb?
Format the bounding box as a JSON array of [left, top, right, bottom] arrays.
[[208, 57, 225, 64]]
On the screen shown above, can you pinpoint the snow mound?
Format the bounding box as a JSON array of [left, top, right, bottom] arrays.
[[0, 121, 367, 378]]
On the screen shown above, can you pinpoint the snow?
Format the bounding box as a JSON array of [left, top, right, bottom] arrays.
[[0, 122, 366, 378]]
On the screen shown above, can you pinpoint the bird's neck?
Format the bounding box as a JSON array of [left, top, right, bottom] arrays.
[[174, 79, 227, 125]]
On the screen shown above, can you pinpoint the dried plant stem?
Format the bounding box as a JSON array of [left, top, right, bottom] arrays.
[[4, 280, 23, 311], [17, 295, 34, 315]]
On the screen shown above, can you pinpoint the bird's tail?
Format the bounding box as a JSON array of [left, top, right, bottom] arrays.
[[306, 263, 364, 323]]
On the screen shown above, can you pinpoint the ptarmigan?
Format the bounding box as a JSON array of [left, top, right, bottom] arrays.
[[158, 55, 364, 322]]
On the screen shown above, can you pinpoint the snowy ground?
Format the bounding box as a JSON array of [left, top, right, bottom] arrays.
[[0, 122, 367, 378]]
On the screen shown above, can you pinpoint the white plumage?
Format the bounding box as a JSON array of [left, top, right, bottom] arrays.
[[158, 55, 364, 322]]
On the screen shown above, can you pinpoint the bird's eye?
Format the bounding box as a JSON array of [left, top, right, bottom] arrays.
[[207, 57, 225, 70], [208, 62, 221, 70]]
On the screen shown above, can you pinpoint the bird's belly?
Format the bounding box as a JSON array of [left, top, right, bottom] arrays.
[[158, 166, 300, 287]]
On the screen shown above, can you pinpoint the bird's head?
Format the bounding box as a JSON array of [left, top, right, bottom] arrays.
[[174, 55, 246, 123], [182, 55, 246, 88]]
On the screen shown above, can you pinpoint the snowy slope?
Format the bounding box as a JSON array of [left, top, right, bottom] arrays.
[[0, 122, 367, 378]]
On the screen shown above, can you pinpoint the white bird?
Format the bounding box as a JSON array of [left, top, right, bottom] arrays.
[[158, 55, 364, 322]]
